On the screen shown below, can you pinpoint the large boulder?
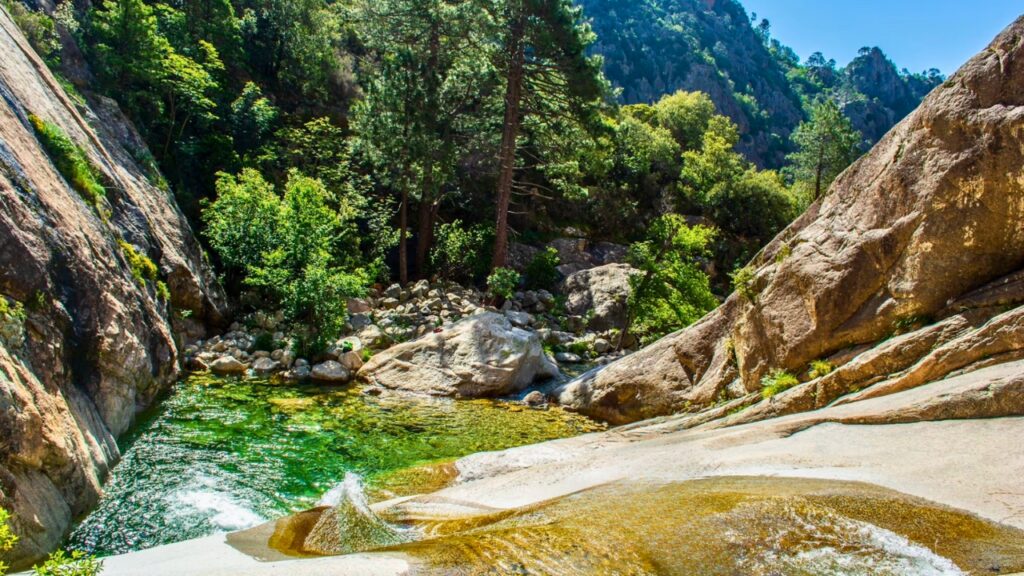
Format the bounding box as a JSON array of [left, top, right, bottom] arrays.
[[562, 264, 638, 332], [557, 17, 1024, 424], [358, 312, 559, 397]]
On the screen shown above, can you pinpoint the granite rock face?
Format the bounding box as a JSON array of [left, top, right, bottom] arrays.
[[557, 17, 1024, 424], [0, 9, 226, 567]]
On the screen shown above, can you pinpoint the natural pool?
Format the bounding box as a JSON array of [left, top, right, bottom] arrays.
[[68, 375, 604, 557]]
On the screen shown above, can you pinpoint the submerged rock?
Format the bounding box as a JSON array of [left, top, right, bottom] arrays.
[[358, 312, 559, 397]]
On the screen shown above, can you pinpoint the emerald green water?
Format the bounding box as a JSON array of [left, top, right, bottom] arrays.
[[68, 375, 603, 557]]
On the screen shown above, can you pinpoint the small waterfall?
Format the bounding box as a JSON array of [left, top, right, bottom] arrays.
[[300, 473, 410, 555]]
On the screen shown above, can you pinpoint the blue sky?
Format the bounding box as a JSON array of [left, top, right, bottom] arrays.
[[740, 0, 1022, 75]]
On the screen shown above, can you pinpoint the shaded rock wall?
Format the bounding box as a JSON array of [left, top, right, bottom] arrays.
[[558, 16, 1024, 424], [0, 7, 227, 566]]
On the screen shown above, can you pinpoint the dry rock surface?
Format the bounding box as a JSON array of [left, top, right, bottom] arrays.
[[556, 16, 1024, 424], [0, 9, 227, 567]]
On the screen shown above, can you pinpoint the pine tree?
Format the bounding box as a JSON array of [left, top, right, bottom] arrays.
[[787, 98, 863, 200]]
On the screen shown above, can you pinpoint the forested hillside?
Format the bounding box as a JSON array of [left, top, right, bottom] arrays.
[[1, 0, 938, 354], [580, 0, 944, 166]]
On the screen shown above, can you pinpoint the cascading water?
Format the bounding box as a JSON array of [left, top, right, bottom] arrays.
[[299, 473, 411, 555]]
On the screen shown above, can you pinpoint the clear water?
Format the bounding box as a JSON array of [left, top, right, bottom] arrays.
[[68, 375, 603, 556]]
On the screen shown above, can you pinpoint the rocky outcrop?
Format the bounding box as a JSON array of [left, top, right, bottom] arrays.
[[0, 8, 226, 567], [562, 264, 637, 332], [557, 16, 1024, 424], [358, 312, 559, 397]]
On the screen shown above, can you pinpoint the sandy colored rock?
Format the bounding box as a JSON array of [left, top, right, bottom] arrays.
[[358, 312, 559, 397]]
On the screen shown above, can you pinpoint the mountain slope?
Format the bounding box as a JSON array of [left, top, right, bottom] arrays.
[[580, 0, 804, 167]]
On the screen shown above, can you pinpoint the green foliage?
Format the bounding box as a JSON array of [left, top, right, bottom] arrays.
[[0, 299, 26, 323], [761, 370, 799, 399], [730, 266, 757, 302], [787, 98, 863, 202], [117, 240, 159, 286], [809, 359, 834, 379], [0, 506, 16, 576], [28, 115, 105, 209], [202, 169, 282, 273], [487, 268, 521, 301], [524, 247, 561, 291], [230, 82, 278, 155], [32, 550, 103, 576], [626, 215, 718, 343], [706, 168, 797, 243], [204, 170, 369, 354], [652, 91, 716, 149], [4, 0, 61, 66], [431, 221, 493, 284], [253, 332, 275, 352]]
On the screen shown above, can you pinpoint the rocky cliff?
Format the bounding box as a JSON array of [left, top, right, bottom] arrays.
[[580, 0, 805, 166], [557, 15, 1024, 424], [0, 7, 227, 567]]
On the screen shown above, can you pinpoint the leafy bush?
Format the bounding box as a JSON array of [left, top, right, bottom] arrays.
[[809, 359, 834, 379], [205, 170, 370, 354], [0, 299, 25, 323], [3, 0, 61, 66], [761, 370, 799, 399], [253, 332, 275, 352], [626, 215, 718, 343], [28, 115, 105, 209], [487, 268, 521, 301], [706, 169, 797, 244], [32, 550, 103, 576], [0, 507, 16, 576], [202, 169, 282, 274], [431, 221, 493, 284], [730, 266, 758, 302], [116, 240, 158, 285], [524, 247, 561, 291]]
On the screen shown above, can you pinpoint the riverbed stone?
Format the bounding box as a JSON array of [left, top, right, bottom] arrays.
[[210, 356, 247, 375], [311, 361, 352, 383], [252, 358, 281, 374]]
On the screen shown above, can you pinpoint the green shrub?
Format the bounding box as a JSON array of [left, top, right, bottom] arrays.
[[31, 549, 103, 576], [116, 240, 159, 286], [0, 506, 16, 576], [3, 0, 61, 66], [431, 221, 494, 284], [28, 115, 105, 209], [761, 370, 799, 399], [208, 171, 369, 355], [524, 247, 561, 291], [253, 332, 275, 352], [809, 359, 834, 379], [0, 299, 25, 323], [487, 267, 521, 301], [730, 266, 758, 302], [626, 215, 718, 343]]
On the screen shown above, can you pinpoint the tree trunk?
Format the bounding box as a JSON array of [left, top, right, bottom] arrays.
[[415, 160, 435, 278], [398, 187, 409, 285], [491, 11, 526, 271]]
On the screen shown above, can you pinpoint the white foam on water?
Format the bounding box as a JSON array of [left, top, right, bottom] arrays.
[[165, 474, 264, 531], [317, 472, 369, 510]]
